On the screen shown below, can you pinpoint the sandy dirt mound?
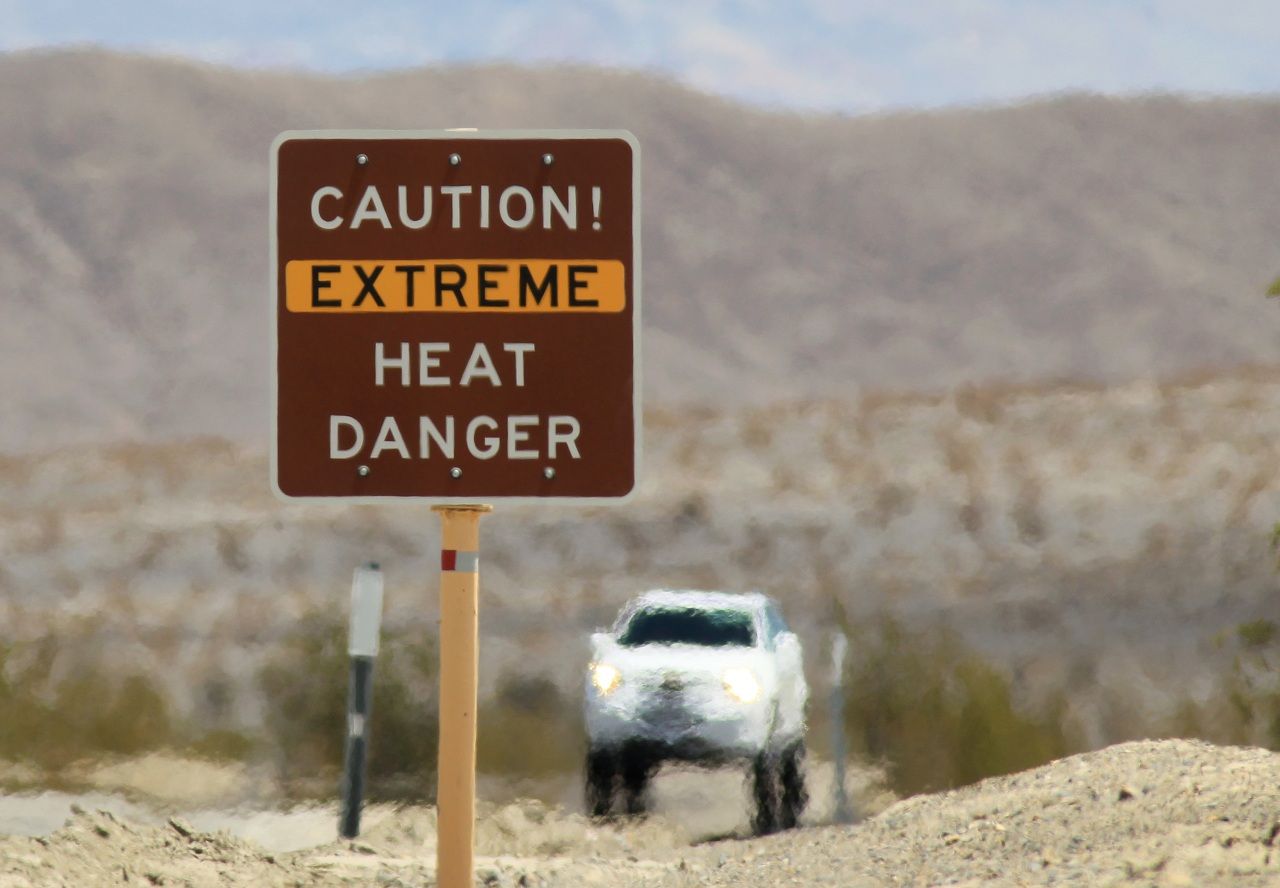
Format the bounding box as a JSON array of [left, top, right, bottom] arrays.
[[0, 802, 694, 887], [3, 740, 1279, 886], [64, 754, 261, 809], [705, 739, 1280, 887]]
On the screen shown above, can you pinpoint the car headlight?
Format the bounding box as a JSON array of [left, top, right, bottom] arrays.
[[723, 667, 760, 703], [590, 662, 622, 696]]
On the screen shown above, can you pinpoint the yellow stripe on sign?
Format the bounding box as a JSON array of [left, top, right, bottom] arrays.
[[285, 259, 626, 313]]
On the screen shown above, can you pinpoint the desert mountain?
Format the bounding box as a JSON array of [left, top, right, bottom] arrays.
[[2, 49, 1280, 450]]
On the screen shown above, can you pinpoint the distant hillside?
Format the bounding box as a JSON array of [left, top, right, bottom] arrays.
[[3, 369, 1280, 745], [2, 49, 1280, 450]]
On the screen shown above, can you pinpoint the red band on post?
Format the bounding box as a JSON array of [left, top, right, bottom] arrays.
[[441, 549, 457, 571]]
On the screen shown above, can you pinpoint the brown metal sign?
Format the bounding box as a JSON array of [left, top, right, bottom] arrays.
[[271, 130, 640, 501]]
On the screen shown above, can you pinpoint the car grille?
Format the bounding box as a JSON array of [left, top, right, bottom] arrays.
[[640, 685, 696, 733], [660, 673, 685, 692]]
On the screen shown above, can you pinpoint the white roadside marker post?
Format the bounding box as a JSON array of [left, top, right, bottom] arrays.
[[340, 562, 385, 839], [830, 631, 855, 824], [433, 504, 491, 888]]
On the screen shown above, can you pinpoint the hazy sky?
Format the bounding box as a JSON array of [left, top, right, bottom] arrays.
[[4, 0, 1278, 112]]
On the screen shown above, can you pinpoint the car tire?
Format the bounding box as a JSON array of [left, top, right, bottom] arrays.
[[620, 742, 655, 815], [751, 750, 779, 835], [777, 741, 808, 830], [585, 748, 617, 819]]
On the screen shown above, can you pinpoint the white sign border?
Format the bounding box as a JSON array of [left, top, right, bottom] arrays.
[[269, 128, 642, 505]]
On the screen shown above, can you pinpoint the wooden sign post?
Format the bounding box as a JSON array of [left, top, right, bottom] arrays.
[[433, 504, 490, 888]]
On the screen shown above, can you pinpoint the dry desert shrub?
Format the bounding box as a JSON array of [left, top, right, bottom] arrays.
[[0, 634, 183, 774], [952, 384, 1005, 424], [477, 673, 584, 780], [738, 411, 775, 450], [1228, 470, 1271, 527], [840, 617, 1073, 796], [1128, 439, 1150, 466], [870, 482, 915, 529], [957, 494, 986, 538], [937, 424, 983, 480], [1012, 478, 1046, 545], [257, 612, 439, 800], [1160, 619, 1280, 750]]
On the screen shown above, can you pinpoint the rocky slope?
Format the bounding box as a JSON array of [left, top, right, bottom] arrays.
[[3, 50, 1280, 450], [2, 368, 1279, 750]]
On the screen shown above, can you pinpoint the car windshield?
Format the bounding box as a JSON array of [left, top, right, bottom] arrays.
[[619, 606, 756, 647]]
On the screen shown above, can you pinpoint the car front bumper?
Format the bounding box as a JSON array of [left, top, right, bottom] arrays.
[[586, 685, 772, 761]]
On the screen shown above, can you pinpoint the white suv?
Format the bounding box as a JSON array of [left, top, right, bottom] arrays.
[[583, 590, 808, 833]]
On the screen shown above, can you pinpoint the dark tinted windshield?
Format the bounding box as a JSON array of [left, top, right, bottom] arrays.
[[619, 607, 756, 647]]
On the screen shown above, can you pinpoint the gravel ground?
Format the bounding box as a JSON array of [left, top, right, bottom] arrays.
[[3, 739, 1279, 886], [696, 739, 1280, 887]]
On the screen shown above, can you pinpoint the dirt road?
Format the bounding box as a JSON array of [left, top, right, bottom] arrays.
[[2, 740, 1279, 886]]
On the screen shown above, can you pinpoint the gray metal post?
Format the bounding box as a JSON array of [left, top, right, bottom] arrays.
[[340, 563, 384, 839], [830, 631, 855, 824], [340, 655, 375, 838]]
